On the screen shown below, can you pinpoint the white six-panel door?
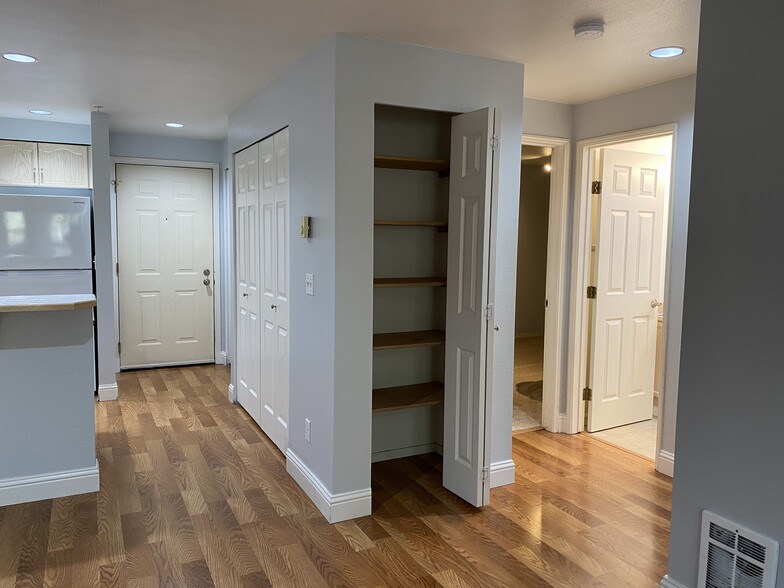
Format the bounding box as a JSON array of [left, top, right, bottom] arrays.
[[234, 128, 290, 454], [259, 129, 290, 453], [117, 164, 215, 369], [587, 148, 668, 432], [443, 108, 495, 507], [235, 145, 262, 425]]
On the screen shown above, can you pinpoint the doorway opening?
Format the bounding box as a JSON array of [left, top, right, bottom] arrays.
[[574, 131, 674, 461], [513, 145, 552, 431]]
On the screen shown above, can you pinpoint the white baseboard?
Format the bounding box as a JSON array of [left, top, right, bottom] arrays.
[[660, 574, 688, 588], [489, 459, 516, 488], [371, 443, 437, 463], [227, 383, 236, 404], [286, 449, 371, 523], [97, 383, 118, 402], [656, 450, 675, 477], [0, 461, 100, 507], [557, 413, 569, 433], [220, 350, 227, 365]]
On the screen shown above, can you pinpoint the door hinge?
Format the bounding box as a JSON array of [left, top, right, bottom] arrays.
[[481, 466, 490, 483], [117, 341, 121, 355], [586, 286, 597, 299], [115, 261, 119, 275], [591, 180, 602, 194], [484, 303, 494, 321], [583, 387, 593, 401], [491, 135, 500, 152]]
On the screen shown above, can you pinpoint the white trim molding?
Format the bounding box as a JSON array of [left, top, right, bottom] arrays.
[[657, 450, 675, 477], [660, 574, 688, 588], [286, 449, 371, 523], [0, 461, 100, 507], [98, 383, 119, 402], [227, 383, 236, 404], [489, 459, 516, 488]]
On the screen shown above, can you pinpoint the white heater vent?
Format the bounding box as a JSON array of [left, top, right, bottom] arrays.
[[699, 510, 779, 588]]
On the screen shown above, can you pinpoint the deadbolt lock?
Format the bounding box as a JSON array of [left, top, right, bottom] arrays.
[[203, 269, 210, 276]]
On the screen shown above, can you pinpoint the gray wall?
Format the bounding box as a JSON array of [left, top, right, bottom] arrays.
[[522, 98, 573, 139], [0, 116, 90, 145], [573, 76, 696, 459], [516, 163, 550, 336], [229, 37, 338, 490], [667, 1, 784, 586]]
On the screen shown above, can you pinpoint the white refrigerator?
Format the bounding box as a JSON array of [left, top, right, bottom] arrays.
[[0, 194, 93, 295]]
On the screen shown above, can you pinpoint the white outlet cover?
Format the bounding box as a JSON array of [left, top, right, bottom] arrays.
[[305, 273, 314, 296]]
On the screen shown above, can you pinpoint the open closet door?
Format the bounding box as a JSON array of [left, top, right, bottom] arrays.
[[443, 107, 496, 507]]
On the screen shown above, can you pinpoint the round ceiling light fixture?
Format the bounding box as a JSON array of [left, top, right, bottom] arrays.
[[165, 122, 184, 128], [2, 53, 38, 63], [544, 163, 552, 173], [649, 46, 685, 59], [574, 21, 606, 40], [29, 109, 52, 116]]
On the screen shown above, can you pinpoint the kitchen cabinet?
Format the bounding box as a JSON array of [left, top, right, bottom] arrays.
[[0, 140, 91, 188]]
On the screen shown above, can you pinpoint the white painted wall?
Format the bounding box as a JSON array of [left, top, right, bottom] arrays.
[[333, 34, 524, 494], [574, 75, 696, 460], [522, 98, 573, 139], [228, 37, 338, 491], [667, 2, 784, 586]]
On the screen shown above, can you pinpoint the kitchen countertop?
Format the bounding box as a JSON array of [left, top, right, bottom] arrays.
[[0, 294, 96, 313]]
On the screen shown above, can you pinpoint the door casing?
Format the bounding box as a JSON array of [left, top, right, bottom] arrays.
[[110, 158, 224, 370], [566, 124, 677, 475]]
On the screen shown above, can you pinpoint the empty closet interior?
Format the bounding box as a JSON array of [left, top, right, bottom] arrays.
[[371, 104, 454, 463]]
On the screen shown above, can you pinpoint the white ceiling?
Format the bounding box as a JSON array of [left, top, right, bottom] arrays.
[[0, 0, 700, 140]]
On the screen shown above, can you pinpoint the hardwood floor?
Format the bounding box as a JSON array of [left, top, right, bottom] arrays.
[[0, 365, 671, 587]]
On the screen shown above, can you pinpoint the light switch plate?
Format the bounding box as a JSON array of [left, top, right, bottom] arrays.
[[305, 273, 314, 296]]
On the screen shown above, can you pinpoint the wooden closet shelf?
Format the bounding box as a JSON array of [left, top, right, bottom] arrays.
[[373, 330, 445, 350], [374, 277, 447, 288], [374, 220, 447, 228], [372, 382, 445, 413], [374, 155, 450, 174]]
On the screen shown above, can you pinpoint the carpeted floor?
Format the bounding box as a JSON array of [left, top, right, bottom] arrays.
[[513, 336, 544, 431]]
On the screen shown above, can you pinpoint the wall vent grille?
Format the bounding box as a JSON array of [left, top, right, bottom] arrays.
[[698, 511, 778, 588]]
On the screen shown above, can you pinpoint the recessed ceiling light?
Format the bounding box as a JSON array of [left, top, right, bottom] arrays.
[[649, 46, 685, 59], [165, 122, 184, 128], [2, 53, 38, 63], [574, 21, 606, 40], [29, 109, 52, 116]]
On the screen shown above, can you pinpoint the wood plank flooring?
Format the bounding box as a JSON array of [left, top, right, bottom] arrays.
[[0, 365, 672, 587]]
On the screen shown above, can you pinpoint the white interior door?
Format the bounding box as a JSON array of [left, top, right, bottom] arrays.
[[587, 148, 668, 432], [235, 145, 262, 424], [117, 164, 215, 369], [443, 108, 495, 507], [259, 129, 290, 453]]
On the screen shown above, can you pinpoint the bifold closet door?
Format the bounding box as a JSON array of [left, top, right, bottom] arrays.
[[259, 129, 290, 453], [443, 107, 496, 507], [235, 144, 262, 424]]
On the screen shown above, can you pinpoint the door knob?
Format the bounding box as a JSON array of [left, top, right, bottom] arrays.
[[203, 269, 210, 276], [651, 298, 663, 308], [243, 293, 248, 297], [271, 304, 277, 310], [203, 279, 211, 286]]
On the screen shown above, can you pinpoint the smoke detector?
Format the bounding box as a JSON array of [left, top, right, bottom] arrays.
[[574, 21, 606, 40]]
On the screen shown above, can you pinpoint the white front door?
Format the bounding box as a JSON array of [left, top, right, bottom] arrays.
[[587, 148, 668, 432], [117, 164, 215, 369], [443, 108, 496, 506], [259, 129, 290, 453], [235, 145, 262, 424]]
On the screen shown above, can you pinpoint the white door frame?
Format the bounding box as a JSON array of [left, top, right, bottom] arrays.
[[110, 157, 224, 369], [565, 124, 678, 470], [520, 134, 571, 433]]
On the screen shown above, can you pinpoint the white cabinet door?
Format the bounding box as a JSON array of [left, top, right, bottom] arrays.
[[117, 164, 215, 369], [443, 108, 495, 507], [235, 144, 263, 425], [259, 128, 290, 453], [0, 140, 38, 186], [587, 148, 668, 432], [38, 143, 90, 188]]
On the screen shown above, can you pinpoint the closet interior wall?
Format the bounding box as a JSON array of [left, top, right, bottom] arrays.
[[371, 105, 453, 462]]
